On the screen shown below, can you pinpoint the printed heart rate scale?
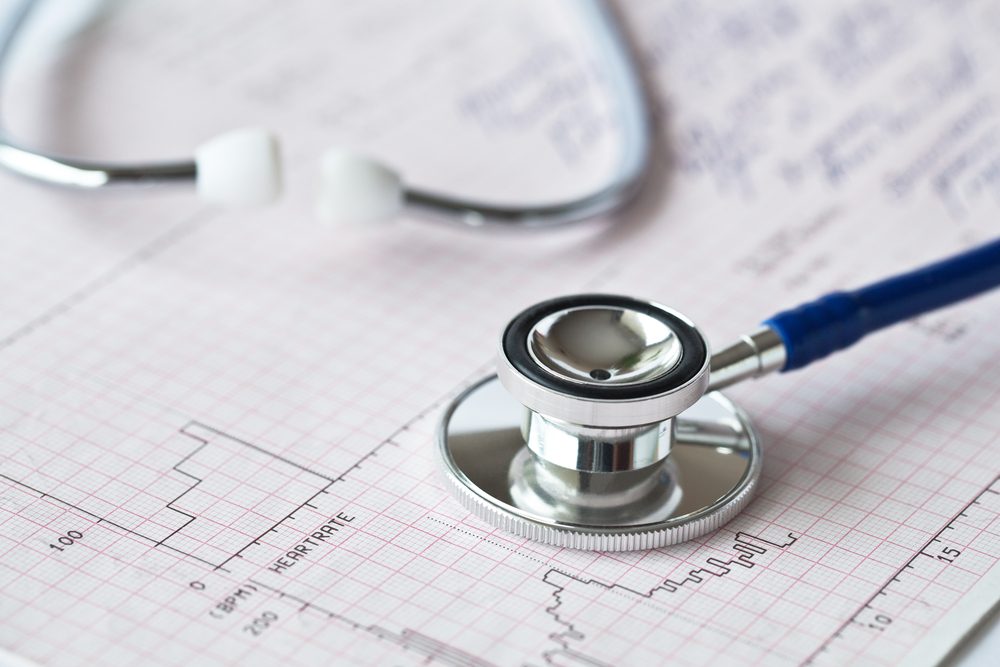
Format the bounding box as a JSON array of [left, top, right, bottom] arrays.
[[809, 475, 1000, 665]]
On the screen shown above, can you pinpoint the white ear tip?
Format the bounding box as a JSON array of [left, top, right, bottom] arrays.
[[317, 149, 402, 224], [196, 128, 281, 207]]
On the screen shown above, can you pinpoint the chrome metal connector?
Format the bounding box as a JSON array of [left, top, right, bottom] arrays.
[[707, 326, 786, 392]]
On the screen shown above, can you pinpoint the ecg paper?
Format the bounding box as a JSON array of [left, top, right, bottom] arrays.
[[1, 0, 1000, 665]]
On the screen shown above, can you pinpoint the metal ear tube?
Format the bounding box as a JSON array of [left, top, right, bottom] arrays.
[[0, 0, 652, 229]]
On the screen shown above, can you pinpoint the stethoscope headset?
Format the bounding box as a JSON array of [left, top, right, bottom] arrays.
[[0, 0, 649, 227]]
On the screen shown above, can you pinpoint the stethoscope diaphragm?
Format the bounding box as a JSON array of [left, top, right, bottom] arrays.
[[436, 295, 760, 551]]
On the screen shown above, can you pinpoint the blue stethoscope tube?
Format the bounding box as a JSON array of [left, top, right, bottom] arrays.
[[765, 239, 1000, 371]]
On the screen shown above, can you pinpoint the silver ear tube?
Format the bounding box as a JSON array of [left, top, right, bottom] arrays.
[[0, 0, 652, 228]]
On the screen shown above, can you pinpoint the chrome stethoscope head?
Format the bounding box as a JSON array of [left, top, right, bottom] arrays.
[[437, 294, 761, 551]]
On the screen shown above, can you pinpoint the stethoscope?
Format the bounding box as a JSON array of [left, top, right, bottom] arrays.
[[5, 1, 1000, 552], [0, 0, 650, 227], [437, 240, 1000, 551]]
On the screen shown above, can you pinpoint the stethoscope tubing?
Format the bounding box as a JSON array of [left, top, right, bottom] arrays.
[[0, 0, 652, 229], [765, 238, 1000, 372]]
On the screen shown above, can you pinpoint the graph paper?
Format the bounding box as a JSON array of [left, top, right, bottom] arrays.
[[1, 0, 999, 665]]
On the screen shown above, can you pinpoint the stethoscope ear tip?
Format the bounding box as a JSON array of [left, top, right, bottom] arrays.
[[195, 127, 282, 207], [316, 148, 403, 226], [192, 132, 403, 225]]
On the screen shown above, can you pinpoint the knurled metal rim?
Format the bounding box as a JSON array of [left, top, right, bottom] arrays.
[[436, 377, 762, 551], [438, 454, 759, 551]]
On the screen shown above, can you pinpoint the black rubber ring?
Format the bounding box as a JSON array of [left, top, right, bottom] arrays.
[[502, 294, 707, 401]]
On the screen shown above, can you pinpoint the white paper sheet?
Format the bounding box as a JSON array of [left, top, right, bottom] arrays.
[[1, 1, 999, 665]]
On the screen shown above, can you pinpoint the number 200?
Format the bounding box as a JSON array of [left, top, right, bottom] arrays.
[[243, 611, 278, 637]]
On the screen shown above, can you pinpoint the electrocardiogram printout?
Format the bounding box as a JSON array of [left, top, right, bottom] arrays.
[[1, 1, 1000, 666]]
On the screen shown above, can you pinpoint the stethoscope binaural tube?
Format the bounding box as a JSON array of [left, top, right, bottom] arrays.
[[0, 0, 652, 227], [437, 238, 1000, 551]]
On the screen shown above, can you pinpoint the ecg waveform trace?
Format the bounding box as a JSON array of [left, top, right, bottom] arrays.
[[2, 0, 1000, 665], [0, 422, 337, 570]]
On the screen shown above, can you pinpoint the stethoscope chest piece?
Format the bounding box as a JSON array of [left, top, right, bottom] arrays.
[[437, 294, 761, 551]]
